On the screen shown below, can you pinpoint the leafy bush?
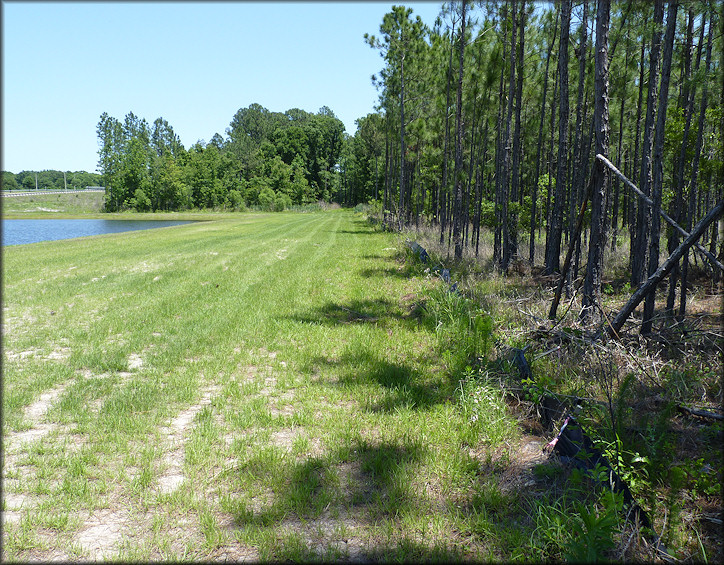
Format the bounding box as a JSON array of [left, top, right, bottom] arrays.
[[273, 192, 292, 212], [225, 189, 246, 211], [258, 187, 276, 211], [128, 188, 151, 211]]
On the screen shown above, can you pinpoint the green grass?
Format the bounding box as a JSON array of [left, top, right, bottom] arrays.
[[2, 191, 105, 215], [7, 207, 718, 561], [2, 210, 524, 561]]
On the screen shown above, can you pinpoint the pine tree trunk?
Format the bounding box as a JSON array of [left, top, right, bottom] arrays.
[[530, 18, 557, 265], [440, 18, 456, 245], [493, 18, 508, 266], [580, 0, 610, 323], [632, 0, 664, 287], [452, 0, 467, 260], [668, 10, 703, 313], [500, 1, 517, 270], [398, 52, 407, 230], [545, 0, 570, 275], [611, 88, 626, 253], [544, 57, 559, 253], [680, 17, 713, 318], [569, 0, 588, 260], [629, 31, 648, 268], [509, 0, 526, 266], [641, 1, 678, 335]]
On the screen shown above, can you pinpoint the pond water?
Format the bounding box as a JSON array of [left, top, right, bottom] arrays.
[[2, 219, 194, 246]]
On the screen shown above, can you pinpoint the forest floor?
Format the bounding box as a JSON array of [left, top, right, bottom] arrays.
[[2, 208, 721, 562]]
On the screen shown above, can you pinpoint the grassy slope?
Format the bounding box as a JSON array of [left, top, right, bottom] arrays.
[[2, 211, 521, 561], [2, 192, 105, 216]]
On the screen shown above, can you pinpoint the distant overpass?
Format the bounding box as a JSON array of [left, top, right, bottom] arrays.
[[1, 188, 105, 197]]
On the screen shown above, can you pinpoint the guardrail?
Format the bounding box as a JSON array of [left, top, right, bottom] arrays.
[[1, 189, 105, 197]]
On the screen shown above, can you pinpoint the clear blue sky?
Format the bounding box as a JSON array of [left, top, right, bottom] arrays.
[[2, 1, 444, 174]]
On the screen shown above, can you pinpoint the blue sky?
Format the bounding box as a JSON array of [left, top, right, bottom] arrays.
[[2, 1, 444, 174]]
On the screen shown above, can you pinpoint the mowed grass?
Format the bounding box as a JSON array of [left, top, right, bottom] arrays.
[[2, 210, 521, 561]]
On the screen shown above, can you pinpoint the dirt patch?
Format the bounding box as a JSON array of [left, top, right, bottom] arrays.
[[476, 434, 550, 495], [74, 509, 129, 560], [127, 353, 143, 370], [5, 382, 69, 452], [156, 385, 220, 494], [269, 428, 302, 451]]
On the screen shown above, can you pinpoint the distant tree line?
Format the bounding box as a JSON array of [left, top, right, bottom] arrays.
[[96, 104, 346, 212], [1, 170, 102, 191]]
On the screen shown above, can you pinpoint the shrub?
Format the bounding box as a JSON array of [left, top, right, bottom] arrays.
[[258, 187, 275, 211], [226, 189, 246, 211], [273, 192, 292, 212], [129, 188, 151, 212]]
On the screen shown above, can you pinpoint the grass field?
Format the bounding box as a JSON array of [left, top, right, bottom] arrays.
[[1, 210, 522, 561], [2, 207, 720, 562]]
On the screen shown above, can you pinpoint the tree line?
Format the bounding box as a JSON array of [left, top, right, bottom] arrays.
[[346, 0, 722, 328], [96, 104, 346, 212], [91, 0, 721, 328], [2, 170, 102, 191]]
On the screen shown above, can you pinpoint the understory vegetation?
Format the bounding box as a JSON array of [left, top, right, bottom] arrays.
[[394, 217, 722, 562]]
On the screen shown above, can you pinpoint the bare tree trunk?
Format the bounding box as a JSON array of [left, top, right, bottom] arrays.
[[530, 17, 557, 265], [544, 57, 559, 250], [509, 0, 526, 266], [580, 0, 610, 324], [569, 0, 588, 260], [668, 10, 704, 313], [641, 1, 678, 335], [629, 30, 648, 270], [383, 115, 392, 229], [680, 17, 713, 318], [440, 18, 456, 245], [493, 15, 508, 267], [545, 0, 570, 275], [452, 0, 468, 260], [501, 0, 517, 270], [611, 26, 631, 255], [632, 0, 664, 287], [398, 50, 407, 230]]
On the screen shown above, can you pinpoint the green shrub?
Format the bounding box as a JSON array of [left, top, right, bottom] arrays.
[[226, 189, 246, 211], [273, 192, 292, 212], [258, 187, 275, 211]]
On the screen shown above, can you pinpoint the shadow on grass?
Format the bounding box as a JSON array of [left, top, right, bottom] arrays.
[[357, 265, 413, 280], [224, 435, 540, 561], [289, 297, 421, 327], [227, 437, 445, 559], [331, 219, 379, 236], [304, 348, 452, 413]]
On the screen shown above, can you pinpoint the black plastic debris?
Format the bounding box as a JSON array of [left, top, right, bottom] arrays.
[[511, 346, 532, 381], [547, 415, 653, 531], [406, 240, 429, 263]]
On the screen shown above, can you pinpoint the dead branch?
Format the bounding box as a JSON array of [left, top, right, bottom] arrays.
[[596, 154, 724, 272], [676, 404, 724, 421], [598, 199, 724, 339]]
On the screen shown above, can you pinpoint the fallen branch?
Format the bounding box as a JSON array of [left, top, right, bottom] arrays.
[[598, 199, 724, 339], [596, 154, 724, 272], [677, 405, 724, 421]]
